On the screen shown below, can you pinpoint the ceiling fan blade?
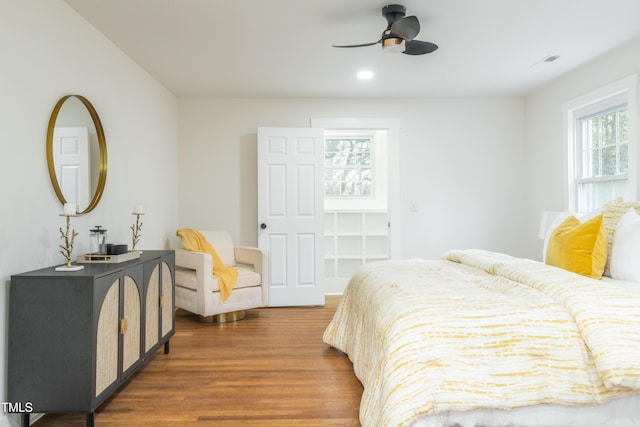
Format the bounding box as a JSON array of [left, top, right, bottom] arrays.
[[390, 16, 420, 40], [403, 40, 438, 55], [333, 40, 381, 48]]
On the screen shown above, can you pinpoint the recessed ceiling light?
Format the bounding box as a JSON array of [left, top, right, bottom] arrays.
[[357, 70, 374, 80]]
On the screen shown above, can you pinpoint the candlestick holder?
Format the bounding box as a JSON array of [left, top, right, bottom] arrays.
[[130, 213, 144, 251], [55, 213, 84, 272]]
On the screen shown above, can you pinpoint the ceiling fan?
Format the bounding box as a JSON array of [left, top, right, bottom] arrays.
[[333, 4, 438, 55]]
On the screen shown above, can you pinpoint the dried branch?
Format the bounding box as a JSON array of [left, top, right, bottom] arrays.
[[131, 214, 143, 251], [58, 216, 78, 267]]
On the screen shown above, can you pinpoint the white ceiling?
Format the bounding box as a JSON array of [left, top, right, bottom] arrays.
[[64, 0, 640, 98]]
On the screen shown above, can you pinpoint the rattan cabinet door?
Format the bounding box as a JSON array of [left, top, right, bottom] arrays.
[[95, 278, 119, 397], [122, 273, 142, 373]]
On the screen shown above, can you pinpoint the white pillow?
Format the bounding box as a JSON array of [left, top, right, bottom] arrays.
[[609, 208, 640, 282], [542, 211, 570, 261]]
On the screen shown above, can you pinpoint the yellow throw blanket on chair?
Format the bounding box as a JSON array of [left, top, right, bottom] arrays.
[[176, 229, 238, 302]]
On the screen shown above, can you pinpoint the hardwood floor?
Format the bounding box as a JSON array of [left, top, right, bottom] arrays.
[[32, 296, 362, 426]]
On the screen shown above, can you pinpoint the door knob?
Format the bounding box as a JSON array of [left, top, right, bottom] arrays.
[[260, 223, 267, 230]]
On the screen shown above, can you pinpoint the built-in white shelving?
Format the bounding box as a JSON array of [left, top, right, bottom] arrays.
[[324, 210, 388, 291]]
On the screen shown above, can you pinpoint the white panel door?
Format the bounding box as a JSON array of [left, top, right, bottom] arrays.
[[258, 127, 325, 307], [52, 126, 90, 209]]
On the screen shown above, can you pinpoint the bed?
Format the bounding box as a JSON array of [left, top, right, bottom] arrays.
[[323, 201, 640, 427]]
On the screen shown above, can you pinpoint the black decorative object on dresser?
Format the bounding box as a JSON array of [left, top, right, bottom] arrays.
[[8, 250, 175, 427]]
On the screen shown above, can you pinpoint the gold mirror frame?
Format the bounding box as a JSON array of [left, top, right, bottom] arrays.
[[46, 95, 108, 214]]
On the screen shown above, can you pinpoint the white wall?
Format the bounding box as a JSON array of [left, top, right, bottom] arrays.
[[0, 2, 179, 426], [524, 35, 640, 259], [178, 96, 528, 260]]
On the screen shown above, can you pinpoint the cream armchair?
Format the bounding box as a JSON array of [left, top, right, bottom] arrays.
[[174, 230, 268, 322]]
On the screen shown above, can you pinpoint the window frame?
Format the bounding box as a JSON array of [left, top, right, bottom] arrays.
[[563, 74, 638, 214]]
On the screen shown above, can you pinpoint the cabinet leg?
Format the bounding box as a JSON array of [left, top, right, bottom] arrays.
[[21, 413, 29, 427], [164, 340, 170, 354], [86, 412, 94, 427]]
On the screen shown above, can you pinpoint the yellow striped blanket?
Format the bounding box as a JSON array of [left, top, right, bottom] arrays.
[[322, 250, 640, 427]]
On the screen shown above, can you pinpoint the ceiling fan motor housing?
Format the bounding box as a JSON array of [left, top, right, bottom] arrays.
[[382, 4, 407, 27], [381, 4, 408, 50]]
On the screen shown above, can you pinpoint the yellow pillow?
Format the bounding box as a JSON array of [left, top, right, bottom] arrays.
[[545, 214, 608, 279]]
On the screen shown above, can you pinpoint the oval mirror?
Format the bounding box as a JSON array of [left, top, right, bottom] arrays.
[[46, 95, 107, 214]]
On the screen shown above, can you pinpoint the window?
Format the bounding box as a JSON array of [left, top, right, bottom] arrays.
[[565, 75, 638, 213], [575, 100, 628, 212], [324, 135, 374, 197]]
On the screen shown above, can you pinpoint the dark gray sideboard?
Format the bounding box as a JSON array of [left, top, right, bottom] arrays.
[[8, 250, 175, 427]]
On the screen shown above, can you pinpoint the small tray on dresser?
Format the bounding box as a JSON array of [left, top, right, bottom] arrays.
[[77, 251, 141, 264]]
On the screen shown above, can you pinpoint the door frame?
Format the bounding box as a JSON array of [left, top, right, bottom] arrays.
[[311, 117, 402, 259]]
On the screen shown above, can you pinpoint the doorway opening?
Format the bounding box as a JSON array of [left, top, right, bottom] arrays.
[[311, 117, 403, 294], [322, 129, 389, 293]]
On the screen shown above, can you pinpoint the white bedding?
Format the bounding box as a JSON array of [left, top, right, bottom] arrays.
[[601, 275, 640, 294], [411, 394, 640, 427], [323, 250, 640, 427]]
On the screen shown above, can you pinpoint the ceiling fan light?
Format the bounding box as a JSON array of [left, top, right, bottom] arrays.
[[382, 37, 405, 53]]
